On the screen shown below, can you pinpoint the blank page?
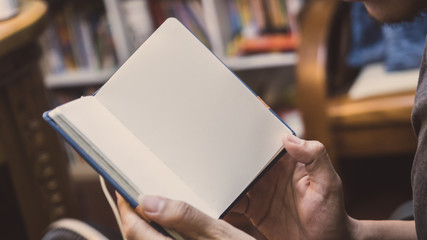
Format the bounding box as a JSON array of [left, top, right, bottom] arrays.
[[95, 18, 293, 215], [51, 96, 216, 217]]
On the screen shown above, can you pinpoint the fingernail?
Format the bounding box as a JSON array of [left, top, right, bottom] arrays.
[[141, 196, 165, 215], [287, 134, 303, 145]]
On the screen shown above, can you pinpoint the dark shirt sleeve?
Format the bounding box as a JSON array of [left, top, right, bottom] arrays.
[[411, 38, 427, 239]]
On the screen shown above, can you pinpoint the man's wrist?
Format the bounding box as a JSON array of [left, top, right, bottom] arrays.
[[347, 217, 364, 240], [347, 218, 417, 240]]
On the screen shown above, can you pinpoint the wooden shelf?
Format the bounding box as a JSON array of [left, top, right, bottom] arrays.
[[222, 52, 297, 71], [44, 68, 116, 89]]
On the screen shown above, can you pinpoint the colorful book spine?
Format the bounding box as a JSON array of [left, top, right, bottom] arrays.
[[225, 0, 297, 56], [148, 0, 210, 48], [43, 2, 118, 76], [227, 0, 242, 37]]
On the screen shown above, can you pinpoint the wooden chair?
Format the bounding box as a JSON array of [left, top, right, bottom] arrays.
[[0, 2, 78, 239], [296, 0, 417, 164]]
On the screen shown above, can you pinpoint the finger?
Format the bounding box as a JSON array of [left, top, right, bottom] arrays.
[[116, 193, 169, 240], [282, 134, 340, 189], [140, 195, 217, 237], [235, 153, 295, 220], [140, 195, 251, 239]]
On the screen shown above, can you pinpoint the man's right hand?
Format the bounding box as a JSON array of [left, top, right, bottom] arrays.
[[232, 134, 357, 239]]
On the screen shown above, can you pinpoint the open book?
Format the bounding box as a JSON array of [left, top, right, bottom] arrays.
[[44, 18, 294, 224]]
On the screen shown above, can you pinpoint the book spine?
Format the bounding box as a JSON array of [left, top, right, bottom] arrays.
[[227, 0, 242, 37], [149, 0, 167, 27], [53, 10, 77, 70], [42, 23, 66, 74], [249, 0, 265, 33], [184, 0, 207, 34], [79, 16, 100, 70], [225, 0, 296, 56], [120, 0, 154, 50], [43, 111, 183, 239], [43, 111, 138, 208], [69, 7, 90, 70]]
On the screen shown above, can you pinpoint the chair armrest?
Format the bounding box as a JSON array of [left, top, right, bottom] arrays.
[[296, 0, 340, 157]]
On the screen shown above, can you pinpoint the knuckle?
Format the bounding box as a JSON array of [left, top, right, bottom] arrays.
[[210, 220, 241, 239], [171, 200, 195, 226], [175, 200, 193, 218], [212, 219, 230, 236], [311, 141, 327, 156]]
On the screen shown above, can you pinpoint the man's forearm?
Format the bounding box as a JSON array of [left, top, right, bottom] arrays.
[[351, 219, 417, 240]]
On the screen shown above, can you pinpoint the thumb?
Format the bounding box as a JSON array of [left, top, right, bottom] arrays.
[[139, 196, 250, 239], [282, 134, 339, 188]]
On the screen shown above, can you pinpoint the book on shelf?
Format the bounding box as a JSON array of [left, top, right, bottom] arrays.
[[42, 1, 118, 76], [149, 0, 210, 48], [225, 0, 299, 56], [120, 0, 154, 50], [43, 18, 294, 237], [227, 33, 298, 56]]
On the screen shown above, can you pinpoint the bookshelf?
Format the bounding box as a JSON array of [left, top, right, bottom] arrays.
[[41, 0, 121, 88], [44, 68, 116, 88], [224, 52, 297, 70], [42, 0, 299, 89]]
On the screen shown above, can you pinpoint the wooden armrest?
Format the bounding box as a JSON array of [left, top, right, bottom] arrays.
[[296, 0, 417, 159], [0, 1, 47, 56], [328, 92, 415, 127], [296, 0, 340, 146]]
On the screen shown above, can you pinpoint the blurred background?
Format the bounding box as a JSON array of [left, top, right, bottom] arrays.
[[0, 0, 424, 239]]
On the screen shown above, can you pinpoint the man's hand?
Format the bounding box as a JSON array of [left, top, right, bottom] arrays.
[[232, 134, 356, 239], [117, 193, 254, 239], [117, 134, 357, 240]]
